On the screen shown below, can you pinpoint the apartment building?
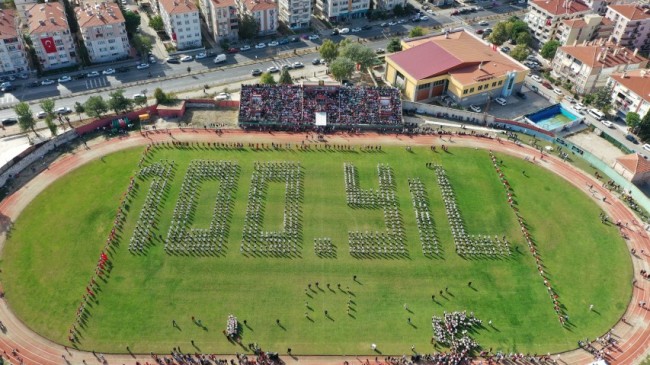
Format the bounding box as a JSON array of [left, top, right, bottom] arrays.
[[278, 0, 311, 29], [76, 2, 129, 63], [205, 0, 239, 42], [526, 0, 592, 44], [239, 0, 278, 35], [372, 0, 406, 12], [27, 1, 77, 71], [551, 41, 648, 94], [158, 0, 202, 50], [315, 0, 370, 22], [557, 14, 603, 45], [606, 4, 650, 53], [609, 69, 650, 119], [0, 9, 29, 76]]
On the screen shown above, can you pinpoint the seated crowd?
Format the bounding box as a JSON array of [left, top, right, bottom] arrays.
[[239, 84, 402, 127]]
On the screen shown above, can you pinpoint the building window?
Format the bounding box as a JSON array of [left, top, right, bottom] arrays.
[[463, 89, 468, 94], [417, 82, 431, 90], [469, 87, 474, 93], [491, 82, 496, 87], [478, 85, 483, 91], [498, 80, 503, 86]]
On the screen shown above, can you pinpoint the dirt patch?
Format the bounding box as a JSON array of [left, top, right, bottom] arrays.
[[566, 130, 625, 166], [180, 109, 239, 128]]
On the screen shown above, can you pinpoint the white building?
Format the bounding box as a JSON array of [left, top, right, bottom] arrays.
[[609, 69, 650, 119], [526, 0, 593, 44], [158, 0, 202, 50], [239, 0, 278, 35], [205, 0, 239, 43], [557, 14, 603, 45], [0, 9, 30, 77], [278, 0, 311, 29], [27, 2, 78, 71], [372, 0, 406, 12], [606, 4, 650, 53], [76, 2, 130, 64], [551, 41, 648, 94], [315, 0, 370, 22]]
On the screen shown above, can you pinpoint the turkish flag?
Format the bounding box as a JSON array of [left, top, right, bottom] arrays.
[[41, 37, 57, 53]]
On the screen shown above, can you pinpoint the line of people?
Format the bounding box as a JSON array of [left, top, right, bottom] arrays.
[[408, 177, 440, 256]]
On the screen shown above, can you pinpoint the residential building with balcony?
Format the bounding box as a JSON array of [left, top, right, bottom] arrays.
[[76, 2, 130, 64], [26, 2, 77, 71], [278, 0, 311, 29], [315, 0, 370, 22], [206, 0, 239, 42], [551, 41, 648, 94], [0, 9, 29, 76], [606, 4, 650, 53], [526, 0, 592, 44], [158, 0, 202, 50], [239, 0, 277, 35], [372, 0, 406, 12], [609, 69, 650, 119], [557, 14, 604, 45], [14, 0, 38, 26]]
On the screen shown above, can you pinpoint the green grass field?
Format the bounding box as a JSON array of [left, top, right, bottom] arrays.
[[0, 145, 632, 355]]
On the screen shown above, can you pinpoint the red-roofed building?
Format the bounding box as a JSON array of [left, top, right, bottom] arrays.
[[557, 14, 607, 45], [385, 30, 528, 105], [526, 0, 592, 44], [157, 0, 202, 50], [76, 2, 130, 63], [613, 153, 650, 184], [0, 9, 29, 77], [202, 0, 239, 43], [551, 40, 648, 94], [606, 4, 650, 53], [609, 69, 650, 119], [237, 0, 278, 35], [26, 1, 78, 71]]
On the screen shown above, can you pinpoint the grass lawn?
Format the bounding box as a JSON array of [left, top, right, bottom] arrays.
[[0, 145, 632, 355]]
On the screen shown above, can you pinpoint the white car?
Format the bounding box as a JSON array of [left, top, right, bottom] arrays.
[[240, 45, 251, 51], [194, 52, 207, 59], [41, 79, 55, 85], [255, 43, 266, 49], [132, 93, 146, 100], [57, 76, 72, 83], [268, 41, 279, 47], [574, 103, 585, 110], [180, 55, 193, 62], [601, 119, 614, 128], [469, 105, 482, 113], [56, 106, 72, 115], [292, 62, 304, 68], [553, 87, 563, 95], [267, 66, 279, 73], [136, 63, 150, 70], [308, 34, 320, 40], [214, 92, 231, 101], [478, 20, 489, 26], [36, 111, 47, 119], [351, 27, 362, 32], [397, 19, 406, 24], [419, 15, 429, 20], [643, 143, 650, 152], [86, 71, 100, 78], [494, 97, 507, 106], [531, 75, 542, 83], [149, 55, 157, 63], [103, 68, 115, 75], [339, 28, 350, 34]]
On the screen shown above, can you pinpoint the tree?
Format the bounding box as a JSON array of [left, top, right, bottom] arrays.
[[154, 88, 172, 104], [541, 40, 561, 60], [591, 87, 612, 114], [637, 112, 650, 142], [339, 43, 376, 71], [239, 14, 260, 40], [77, 41, 91, 66], [83, 95, 109, 118], [387, 38, 402, 53], [14, 102, 36, 135], [279, 68, 292, 84], [626, 112, 641, 129], [134, 94, 147, 108], [487, 22, 509, 45], [108, 89, 133, 114], [516, 32, 531, 46], [409, 26, 425, 38], [132, 34, 153, 58], [392, 4, 405, 16], [149, 15, 164, 32], [510, 45, 529, 61], [329, 57, 355, 81], [74, 101, 85, 122], [506, 19, 528, 41], [404, 3, 416, 14], [124, 10, 141, 35], [39, 98, 57, 135], [319, 39, 339, 63], [259, 72, 276, 85]]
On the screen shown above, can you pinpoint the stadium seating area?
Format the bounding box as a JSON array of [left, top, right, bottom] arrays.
[[239, 84, 402, 128]]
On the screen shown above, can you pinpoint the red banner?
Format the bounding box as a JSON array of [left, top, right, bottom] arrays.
[[41, 37, 57, 53]]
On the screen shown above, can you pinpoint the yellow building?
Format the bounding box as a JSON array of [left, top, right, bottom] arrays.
[[385, 30, 529, 105]]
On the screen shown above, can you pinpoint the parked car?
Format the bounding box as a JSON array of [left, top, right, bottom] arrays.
[[166, 57, 180, 64], [380, 22, 389, 27], [626, 134, 639, 144], [419, 15, 429, 20], [267, 66, 279, 73], [388, 21, 398, 26], [339, 28, 350, 33], [600, 119, 614, 128], [58, 75, 72, 83], [530, 85, 539, 92], [27, 81, 40, 88], [475, 29, 484, 34], [41, 79, 56, 85], [213, 54, 227, 64], [1, 117, 17, 126], [331, 29, 339, 35], [574, 103, 585, 110], [553, 87, 563, 95], [293, 62, 304, 68], [1, 84, 15, 92], [268, 41, 279, 47], [375, 48, 385, 54], [643, 143, 650, 152], [132, 93, 146, 100], [531, 74, 542, 82], [308, 34, 320, 40], [240, 45, 251, 51], [251, 69, 263, 76], [515, 91, 527, 99], [195, 52, 208, 59], [180, 55, 193, 62], [255, 43, 266, 49], [149, 55, 157, 63], [56, 106, 72, 115], [494, 97, 507, 106], [500, 46, 511, 53], [312, 58, 321, 65], [214, 92, 231, 101], [351, 27, 362, 32], [86, 71, 101, 77], [469, 104, 481, 112], [542, 81, 553, 89], [136, 63, 150, 69], [37, 111, 47, 119], [281, 64, 292, 70], [103, 68, 116, 75], [478, 20, 489, 26]]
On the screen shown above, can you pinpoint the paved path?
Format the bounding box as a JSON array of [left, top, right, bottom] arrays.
[[0, 130, 649, 365]]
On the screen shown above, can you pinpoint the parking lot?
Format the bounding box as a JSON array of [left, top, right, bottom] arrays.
[[470, 85, 554, 120]]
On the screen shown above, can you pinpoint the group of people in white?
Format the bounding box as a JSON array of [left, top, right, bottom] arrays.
[[314, 237, 335, 257], [129, 162, 174, 253], [432, 311, 482, 356], [433, 165, 511, 258], [165, 160, 239, 255], [344, 163, 405, 256], [408, 177, 440, 256], [240, 162, 302, 256], [226, 314, 239, 338]]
